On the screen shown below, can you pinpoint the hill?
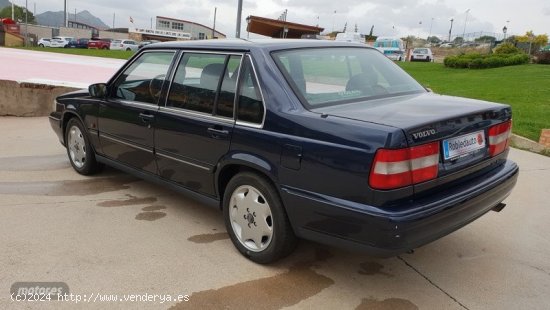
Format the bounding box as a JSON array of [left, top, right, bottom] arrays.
[[36, 10, 109, 29]]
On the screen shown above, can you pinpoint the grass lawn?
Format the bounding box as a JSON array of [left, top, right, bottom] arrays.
[[15, 46, 134, 60], [399, 62, 550, 141]]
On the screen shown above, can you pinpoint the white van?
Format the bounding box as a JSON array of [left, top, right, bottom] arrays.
[[335, 32, 365, 44], [374, 37, 405, 61]]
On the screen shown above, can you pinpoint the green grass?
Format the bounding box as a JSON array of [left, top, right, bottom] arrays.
[[15, 46, 134, 60], [399, 62, 550, 141]]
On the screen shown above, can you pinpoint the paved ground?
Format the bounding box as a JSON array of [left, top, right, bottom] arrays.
[[0, 116, 549, 309], [0, 47, 124, 88]]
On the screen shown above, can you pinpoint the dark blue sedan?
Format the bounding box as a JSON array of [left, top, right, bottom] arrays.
[[67, 38, 89, 48], [49, 40, 518, 263]]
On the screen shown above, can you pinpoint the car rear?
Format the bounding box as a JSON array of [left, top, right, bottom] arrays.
[[110, 40, 122, 50], [269, 44, 518, 255]]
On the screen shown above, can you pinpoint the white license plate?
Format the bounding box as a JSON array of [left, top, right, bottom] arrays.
[[442, 131, 486, 160]]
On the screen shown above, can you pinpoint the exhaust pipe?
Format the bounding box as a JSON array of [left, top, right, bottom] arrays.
[[492, 203, 506, 212]]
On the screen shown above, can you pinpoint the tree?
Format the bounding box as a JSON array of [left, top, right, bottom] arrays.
[[453, 36, 464, 44], [427, 36, 441, 44], [475, 35, 496, 43], [516, 31, 548, 46], [0, 5, 36, 24]]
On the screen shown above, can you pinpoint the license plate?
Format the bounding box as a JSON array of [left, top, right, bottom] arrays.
[[442, 131, 486, 160]]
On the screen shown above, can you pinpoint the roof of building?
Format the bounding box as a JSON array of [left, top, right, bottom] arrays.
[[246, 15, 324, 38], [156, 16, 226, 37]]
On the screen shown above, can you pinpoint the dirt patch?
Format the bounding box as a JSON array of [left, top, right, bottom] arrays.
[[97, 194, 157, 207], [358, 261, 393, 277], [135, 211, 166, 221], [187, 232, 229, 244], [355, 298, 418, 310]]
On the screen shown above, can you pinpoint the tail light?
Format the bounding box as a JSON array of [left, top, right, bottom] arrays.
[[369, 142, 440, 190], [488, 120, 512, 157]]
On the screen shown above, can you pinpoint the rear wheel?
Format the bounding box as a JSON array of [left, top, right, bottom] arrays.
[[102, 46, 108, 50], [223, 172, 297, 264], [38, 43, 44, 47], [426, 57, 431, 62], [126, 48, 131, 51], [65, 118, 102, 175]]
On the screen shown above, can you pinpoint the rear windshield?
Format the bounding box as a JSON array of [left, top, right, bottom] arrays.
[[413, 49, 429, 54], [112, 40, 122, 43], [272, 47, 425, 108]]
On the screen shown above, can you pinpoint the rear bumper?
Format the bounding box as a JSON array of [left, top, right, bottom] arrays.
[[281, 160, 519, 256]]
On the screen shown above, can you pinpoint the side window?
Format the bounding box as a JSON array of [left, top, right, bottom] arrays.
[[111, 52, 174, 104], [167, 53, 226, 114], [216, 55, 242, 118], [237, 57, 264, 124]]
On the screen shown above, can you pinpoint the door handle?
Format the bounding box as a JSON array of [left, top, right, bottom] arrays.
[[207, 127, 229, 139], [139, 112, 154, 123]]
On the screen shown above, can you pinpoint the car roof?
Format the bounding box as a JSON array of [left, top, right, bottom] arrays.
[[147, 39, 374, 52]]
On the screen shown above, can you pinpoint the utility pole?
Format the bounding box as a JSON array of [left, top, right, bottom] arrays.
[[212, 7, 217, 39], [235, 0, 242, 38], [25, 0, 28, 46], [11, 1, 14, 20], [34, 2, 36, 16], [150, 17, 152, 29], [64, 0, 67, 27], [448, 18, 454, 42], [112, 12, 115, 29], [74, 8, 76, 22]]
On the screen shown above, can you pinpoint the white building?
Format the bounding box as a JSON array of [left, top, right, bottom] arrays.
[[155, 16, 225, 40]]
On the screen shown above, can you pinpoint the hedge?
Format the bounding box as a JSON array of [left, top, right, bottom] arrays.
[[444, 53, 529, 69]]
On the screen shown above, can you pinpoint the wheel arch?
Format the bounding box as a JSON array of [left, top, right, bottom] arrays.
[[215, 155, 280, 210]]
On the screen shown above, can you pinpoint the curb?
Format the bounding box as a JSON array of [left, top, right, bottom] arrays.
[[511, 134, 549, 154]]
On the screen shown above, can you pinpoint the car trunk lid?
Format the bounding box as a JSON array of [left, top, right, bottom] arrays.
[[315, 92, 512, 193]]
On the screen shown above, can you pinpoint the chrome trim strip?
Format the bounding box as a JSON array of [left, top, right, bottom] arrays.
[[99, 133, 153, 153], [235, 120, 263, 129], [239, 54, 266, 129], [159, 106, 235, 125], [156, 151, 211, 171]]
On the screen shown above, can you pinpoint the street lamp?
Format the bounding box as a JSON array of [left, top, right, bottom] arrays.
[[462, 9, 470, 42], [235, 0, 242, 38], [448, 18, 454, 42], [502, 25, 508, 41]]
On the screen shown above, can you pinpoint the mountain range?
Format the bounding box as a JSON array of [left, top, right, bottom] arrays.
[[36, 10, 109, 29]]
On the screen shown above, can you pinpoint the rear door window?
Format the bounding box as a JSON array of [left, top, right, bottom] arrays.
[[236, 56, 264, 125]]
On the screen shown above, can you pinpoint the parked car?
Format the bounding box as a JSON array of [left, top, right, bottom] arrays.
[[138, 40, 161, 49], [410, 48, 434, 62], [50, 36, 74, 48], [49, 40, 518, 264], [88, 38, 112, 50], [67, 38, 90, 49], [110, 39, 139, 51], [440, 42, 454, 48], [37, 38, 51, 47]]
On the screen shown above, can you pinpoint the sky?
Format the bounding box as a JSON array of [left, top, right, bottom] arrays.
[[12, 0, 550, 39]]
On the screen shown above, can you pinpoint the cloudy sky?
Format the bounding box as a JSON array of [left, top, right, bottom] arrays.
[[16, 0, 550, 39]]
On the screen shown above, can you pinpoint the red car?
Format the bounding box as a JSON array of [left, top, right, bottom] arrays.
[[88, 38, 112, 50]]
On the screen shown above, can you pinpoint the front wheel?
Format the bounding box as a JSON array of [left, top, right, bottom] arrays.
[[38, 44, 44, 47], [223, 172, 297, 264], [65, 118, 102, 175]]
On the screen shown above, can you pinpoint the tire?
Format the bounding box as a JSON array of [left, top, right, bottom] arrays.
[[38, 44, 44, 47], [126, 48, 131, 51], [223, 172, 297, 264], [426, 57, 431, 62], [102, 46, 108, 50], [65, 118, 102, 175]]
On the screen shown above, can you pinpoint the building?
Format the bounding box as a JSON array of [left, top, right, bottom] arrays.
[[246, 15, 324, 38], [155, 16, 225, 40]]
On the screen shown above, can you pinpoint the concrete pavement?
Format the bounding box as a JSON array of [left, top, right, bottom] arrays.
[[0, 117, 549, 309]]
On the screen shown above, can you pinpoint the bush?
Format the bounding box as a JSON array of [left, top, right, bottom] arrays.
[[494, 42, 522, 55], [535, 51, 550, 64], [444, 51, 529, 69]]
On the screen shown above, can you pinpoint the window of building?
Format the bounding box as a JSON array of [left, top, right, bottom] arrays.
[[198, 32, 206, 40], [157, 20, 170, 29], [172, 22, 184, 31]]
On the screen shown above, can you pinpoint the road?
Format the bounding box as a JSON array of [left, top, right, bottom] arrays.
[[0, 117, 549, 310], [0, 47, 124, 88]]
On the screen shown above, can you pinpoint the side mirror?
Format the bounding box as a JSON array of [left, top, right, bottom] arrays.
[[89, 83, 107, 98]]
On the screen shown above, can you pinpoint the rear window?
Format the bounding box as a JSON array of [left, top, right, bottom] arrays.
[[272, 47, 425, 108], [413, 49, 429, 54], [112, 40, 122, 44]]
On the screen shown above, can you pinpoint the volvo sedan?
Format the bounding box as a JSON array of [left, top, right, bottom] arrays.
[[49, 40, 518, 263]]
